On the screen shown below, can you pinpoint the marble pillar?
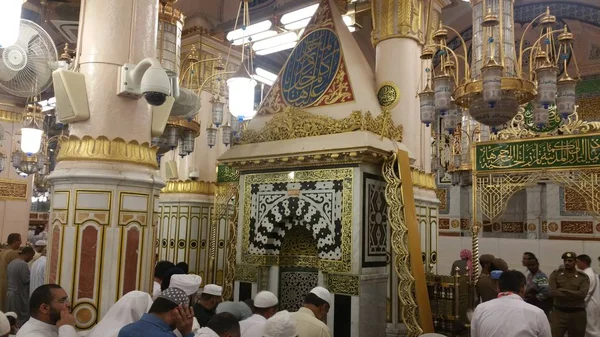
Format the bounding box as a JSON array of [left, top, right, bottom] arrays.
[[157, 181, 215, 277], [46, 0, 164, 329], [526, 185, 543, 239]]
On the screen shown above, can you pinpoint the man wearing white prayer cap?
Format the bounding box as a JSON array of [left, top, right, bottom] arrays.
[[239, 291, 279, 337], [29, 240, 46, 267], [170, 274, 203, 337], [0, 311, 10, 337], [195, 284, 223, 328], [263, 311, 297, 337], [292, 287, 331, 337]]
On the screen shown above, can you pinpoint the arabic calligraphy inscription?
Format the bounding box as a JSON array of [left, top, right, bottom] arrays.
[[476, 134, 600, 172], [281, 29, 341, 108]]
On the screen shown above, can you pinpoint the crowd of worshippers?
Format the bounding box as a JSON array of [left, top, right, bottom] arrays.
[[0, 232, 333, 337], [451, 249, 600, 337]]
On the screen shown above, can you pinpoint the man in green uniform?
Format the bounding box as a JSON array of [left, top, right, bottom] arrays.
[[549, 251, 589, 337], [476, 254, 497, 303]]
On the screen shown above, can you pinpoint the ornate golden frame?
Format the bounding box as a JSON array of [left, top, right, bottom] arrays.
[[241, 168, 353, 273]]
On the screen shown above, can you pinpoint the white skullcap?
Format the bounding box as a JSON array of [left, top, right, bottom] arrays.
[[170, 274, 202, 296], [263, 310, 297, 337], [202, 284, 223, 296], [0, 311, 10, 335], [4, 312, 17, 319], [35, 240, 47, 246], [309, 286, 331, 305], [254, 291, 278, 308]]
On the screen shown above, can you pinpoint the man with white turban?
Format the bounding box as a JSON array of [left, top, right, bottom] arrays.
[[239, 291, 278, 337], [87, 291, 153, 337], [263, 311, 297, 337], [170, 274, 203, 337], [29, 241, 46, 267]]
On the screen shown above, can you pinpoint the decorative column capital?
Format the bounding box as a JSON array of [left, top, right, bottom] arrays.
[[371, 0, 449, 47], [160, 180, 217, 195]]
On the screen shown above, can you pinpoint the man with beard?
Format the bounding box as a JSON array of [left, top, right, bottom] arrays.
[[16, 284, 76, 337]]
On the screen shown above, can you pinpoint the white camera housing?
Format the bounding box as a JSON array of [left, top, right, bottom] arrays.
[[118, 58, 171, 106]]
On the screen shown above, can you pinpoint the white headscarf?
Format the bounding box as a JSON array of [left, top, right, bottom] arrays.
[[87, 291, 153, 337], [0, 311, 10, 336]]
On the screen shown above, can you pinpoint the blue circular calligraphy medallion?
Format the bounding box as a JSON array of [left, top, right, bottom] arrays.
[[280, 28, 342, 107]]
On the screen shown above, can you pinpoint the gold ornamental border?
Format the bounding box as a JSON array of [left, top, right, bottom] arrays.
[[57, 135, 159, 169], [0, 109, 22, 123], [234, 264, 258, 283], [411, 169, 436, 191], [159, 0, 185, 26], [161, 180, 216, 195], [167, 117, 201, 137], [241, 168, 353, 274], [454, 77, 537, 107], [240, 107, 403, 144]]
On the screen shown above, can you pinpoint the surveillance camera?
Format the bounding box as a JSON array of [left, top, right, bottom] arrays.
[[141, 66, 170, 106], [189, 170, 200, 181], [118, 58, 171, 106]]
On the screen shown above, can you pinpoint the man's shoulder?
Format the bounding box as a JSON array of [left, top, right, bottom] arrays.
[[293, 312, 329, 331]]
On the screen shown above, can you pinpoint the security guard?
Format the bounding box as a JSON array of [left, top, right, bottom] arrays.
[[476, 254, 498, 303], [549, 251, 590, 337]]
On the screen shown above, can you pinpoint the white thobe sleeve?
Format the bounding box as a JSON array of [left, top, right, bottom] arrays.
[[586, 269, 597, 303], [537, 310, 551, 337], [470, 308, 480, 337]]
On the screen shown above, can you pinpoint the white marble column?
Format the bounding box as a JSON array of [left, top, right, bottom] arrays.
[[526, 185, 543, 239], [46, 0, 164, 329]]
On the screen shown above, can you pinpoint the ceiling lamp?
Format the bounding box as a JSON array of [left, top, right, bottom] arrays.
[[227, 65, 257, 119], [284, 18, 311, 31], [420, 5, 579, 131], [252, 32, 299, 53], [232, 30, 277, 46], [226, 20, 272, 42], [0, 0, 24, 48], [255, 42, 298, 56], [280, 4, 319, 25], [20, 104, 44, 155], [253, 67, 277, 86]]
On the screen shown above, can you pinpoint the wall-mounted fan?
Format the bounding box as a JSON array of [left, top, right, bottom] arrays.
[[0, 19, 58, 97]]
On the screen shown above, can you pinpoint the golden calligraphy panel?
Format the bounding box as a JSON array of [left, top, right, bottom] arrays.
[[476, 134, 600, 172], [560, 221, 594, 234], [565, 188, 587, 212], [438, 218, 449, 230], [0, 179, 28, 200]]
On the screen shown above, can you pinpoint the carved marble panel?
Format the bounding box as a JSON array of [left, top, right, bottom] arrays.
[[362, 173, 388, 267]]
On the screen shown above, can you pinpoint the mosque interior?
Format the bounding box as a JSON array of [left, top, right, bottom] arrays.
[[1, 0, 600, 336]]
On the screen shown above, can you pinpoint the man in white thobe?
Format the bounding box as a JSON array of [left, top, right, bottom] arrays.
[[239, 291, 278, 337], [577, 254, 600, 337], [471, 270, 551, 337], [29, 241, 46, 268], [16, 284, 76, 337], [29, 249, 46, 297]]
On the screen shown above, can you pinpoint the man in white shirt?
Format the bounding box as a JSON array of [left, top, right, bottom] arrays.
[[576, 254, 600, 337], [16, 284, 76, 337], [293, 287, 332, 337], [30, 249, 46, 297], [239, 291, 278, 337], [471, 270, 551, 337]]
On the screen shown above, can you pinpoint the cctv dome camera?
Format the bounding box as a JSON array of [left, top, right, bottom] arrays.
[[141, 67, 171, 106]]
